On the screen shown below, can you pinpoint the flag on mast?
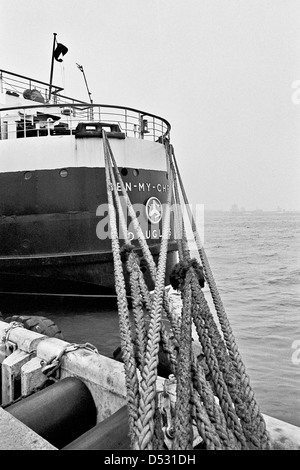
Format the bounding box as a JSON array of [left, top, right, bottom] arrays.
[[49, 34, 68, 100], [54, 42, 68, 62]]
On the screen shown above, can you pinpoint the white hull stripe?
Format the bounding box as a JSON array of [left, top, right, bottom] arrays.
[[0, 136, 167, 173]]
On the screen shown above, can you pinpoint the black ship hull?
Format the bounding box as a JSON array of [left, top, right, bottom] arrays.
[[0, 166, 177, 297], [0, 73, 177, 302]]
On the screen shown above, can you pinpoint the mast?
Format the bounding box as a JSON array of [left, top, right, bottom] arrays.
[[76, 63, 93, 105], [48, 33, 57, 101], [76, 63, 93, 119]]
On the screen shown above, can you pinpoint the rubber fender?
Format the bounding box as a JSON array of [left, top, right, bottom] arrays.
[[62, 405, 130, 450], [5, 377, 97, 449], [4, 315, 64, 339]]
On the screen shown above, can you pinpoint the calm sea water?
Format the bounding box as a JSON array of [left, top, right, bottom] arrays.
[[200, 211, 300, 428], [2, 211, 299, 428]]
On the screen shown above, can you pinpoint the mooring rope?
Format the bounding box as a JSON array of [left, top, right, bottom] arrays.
[[103, 135, 157, 281], [103, 132, 270, 450], [138, 270, 178, 377], [173, 268, 193, 450], [166, 146, 240, 449], [134, 171, 174, 450], [105, 137, 182, 351], [103, 132, 178, 450], [105, 136, 176, 378], [170, 145, 271, 449], [103, 131, 140, 447]]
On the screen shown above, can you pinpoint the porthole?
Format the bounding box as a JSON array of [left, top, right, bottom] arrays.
[[60, 169, 68, 178], [121, 168, 128, 176], [24, 171, 32, 180], [133, 169, 139, 177], [22, 239, 30, 249]]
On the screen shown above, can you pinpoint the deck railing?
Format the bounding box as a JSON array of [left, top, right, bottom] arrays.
[[0, 70, 171, 142], [0, 103, 170, 142]]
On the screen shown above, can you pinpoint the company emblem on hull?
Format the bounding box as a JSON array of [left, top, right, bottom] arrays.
[[145, 197, 163, 224]]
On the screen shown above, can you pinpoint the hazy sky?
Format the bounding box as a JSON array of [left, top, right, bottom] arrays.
[[1, 0, 300, 211]]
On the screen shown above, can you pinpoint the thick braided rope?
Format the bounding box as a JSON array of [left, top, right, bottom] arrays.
[[134, 182, 173, 450], [165, 158, 237, 449], [173, 269, 194, 450], [162, 293, 181, 342], [164, 224, 234, 449], [170, 177, 184, 261], [107, 136, 186, 349], [125, 249, 148, 371], [169, 198, 261, 449], [171, 258, 237, 448], [107, 137, 179, 394], [109, 139, 182, 346], [190, 219, 270, 448], [161, 293, 232, 449], [135, 255, 167, 450], [159, 182, 237, 448], [138, 271, 178, 376], [166, 264, 235, 449], [191, 358, 237, 449], [106, 137, 149, 373], [103, 133, 140, 447], [189, 280, 247, 449], [160, 251, 234, 447], [167, 147, 190, 262], [108, 136, 181, 346], [163, 286, 236, 448], [197, 250, 270, 449], [104, 135, 157, 280], [190, 297, 247, 449], [191, 389, 224, 450], [170, 146, 270, 449], [171, 263, 236, 450], [169, 174, 260, 450], [152, 394, 166, 450], [167, 157, 244, 449], [108, 157, 129, 243], [189, 268, 265, 449], [106, 135, 178, 448], [118, 143, 180, 376], [107, 134, 177, 376]]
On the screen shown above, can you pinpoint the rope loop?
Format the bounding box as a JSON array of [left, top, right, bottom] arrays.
[[100, 132, 271, 450], [169, 258, 205, 292], [40, 342, 99, 378], [64, 342, 99, 354], [120, 243, 136, 264], [2, 321, 25, 344]]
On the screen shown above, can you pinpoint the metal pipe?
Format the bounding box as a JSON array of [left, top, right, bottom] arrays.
[[5, 377, 97, 449], [48, 33, 57, 101]]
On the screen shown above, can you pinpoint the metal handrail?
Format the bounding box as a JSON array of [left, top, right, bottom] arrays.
[[0, 103, 171, 141], [0, 69, 171, 141]]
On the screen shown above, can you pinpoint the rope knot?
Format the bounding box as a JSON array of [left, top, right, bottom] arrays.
[[169, 258, 205, 291], [187, 258, 205, 288], [120, 243, 135, 263]]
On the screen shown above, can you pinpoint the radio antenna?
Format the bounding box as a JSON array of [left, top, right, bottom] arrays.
[[76, 63, 93, 105]]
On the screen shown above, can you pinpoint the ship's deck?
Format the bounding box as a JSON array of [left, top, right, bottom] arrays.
[[0, 69, 171, 143]]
